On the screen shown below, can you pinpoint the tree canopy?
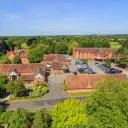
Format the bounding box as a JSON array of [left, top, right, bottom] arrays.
[[51, 99, 87, 128], [86, 78, 128, 128]]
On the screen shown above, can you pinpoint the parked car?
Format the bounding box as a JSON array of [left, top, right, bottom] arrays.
[[83, 64, 89, 69], [100, 64, 110, 70], [75, 60, 82, 65], [106, 68, 122, 74], [77, 68, 84, 73], [85, 68, 96, 74]]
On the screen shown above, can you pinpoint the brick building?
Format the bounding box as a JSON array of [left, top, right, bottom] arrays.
[[65, 74, 127, 93], [0, 63, 48, 87], [42, 54, 70, 74], [73, 48, 116, 60]]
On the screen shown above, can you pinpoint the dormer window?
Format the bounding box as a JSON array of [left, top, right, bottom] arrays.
[[35, 73, 44, 82], [9, 70, 19, 81]]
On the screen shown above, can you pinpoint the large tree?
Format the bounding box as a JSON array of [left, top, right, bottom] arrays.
[[55, 43, 68, 54], [32, 109, 51, 128], [6, 79, 26, 97], [116, 47, 128, 68], [28, 48, 43, 63], [0, 75, 8, 98], [86, 78, 128, 128], [9, 108, 30, 128], [52, 99, 87, 128]]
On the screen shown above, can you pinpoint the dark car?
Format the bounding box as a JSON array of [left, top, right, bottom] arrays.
[[100, 64, 110, 70], [106, 68, 122, 74], [86, 68, 96, 74], [77, 68, 84, 73]]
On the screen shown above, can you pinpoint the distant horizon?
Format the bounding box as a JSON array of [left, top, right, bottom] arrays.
[[1, 0, 128, 36], [1, 33, 128, 37]]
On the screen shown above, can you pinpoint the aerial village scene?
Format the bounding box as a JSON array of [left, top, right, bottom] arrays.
[[0, 0, 128, 128]]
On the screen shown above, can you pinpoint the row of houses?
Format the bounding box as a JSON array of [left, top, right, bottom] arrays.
[[0, 54, 70, 86]]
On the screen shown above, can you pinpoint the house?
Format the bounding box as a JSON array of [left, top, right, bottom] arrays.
[[0, 63, 48, 87], [73, 48, 116, 60], [65, 74, 127, 93], [42, 54, 70, 74], [7, 49, 29, 64]]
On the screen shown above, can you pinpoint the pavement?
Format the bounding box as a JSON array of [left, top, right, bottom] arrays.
[[42, 74, 68, 100]]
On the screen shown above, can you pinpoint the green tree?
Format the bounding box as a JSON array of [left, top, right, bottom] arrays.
[[55, 43, 68, 54], [68, 41, 78, 55], [52, 99, 87, 128], [86, 78, 128, 128], [116, 47, 128, 68], [0, 111, 12, 127], [0, 75, 8, 98], [9, 108, 30, 128], [32, 109, 51, 128], [6, 79, 26, 97], [12, 55, 21, 64], [1, 56, 11, 64], [28, 48, 43, 63]]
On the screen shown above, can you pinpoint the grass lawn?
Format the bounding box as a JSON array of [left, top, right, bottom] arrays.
[[70, 92, 92, 97], [9, 96, 42, 103], [21, 43, 29, 49], [110, 42, 121, 49]]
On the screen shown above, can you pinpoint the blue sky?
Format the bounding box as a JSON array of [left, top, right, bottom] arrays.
[[0, 0, 128, 36]]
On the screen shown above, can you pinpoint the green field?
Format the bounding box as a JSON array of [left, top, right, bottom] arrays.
[[110, 42, 121, 48]]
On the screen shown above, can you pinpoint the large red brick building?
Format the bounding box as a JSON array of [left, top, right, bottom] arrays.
[[73, 48, 116, 60]]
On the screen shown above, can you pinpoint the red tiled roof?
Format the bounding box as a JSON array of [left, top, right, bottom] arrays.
[[20, 73, 35, 81], [44, 54, 68, 62], [49, 61, 68, 70], [0, 63, 47, 74], [65, 74, 127, 90]]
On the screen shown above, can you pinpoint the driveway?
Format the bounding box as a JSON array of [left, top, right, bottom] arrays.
[[42, 74, 68, 100], [8, 74, 69, 110]]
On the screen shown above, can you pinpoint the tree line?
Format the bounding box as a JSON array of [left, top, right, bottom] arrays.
[[0, 35, 127, 67]]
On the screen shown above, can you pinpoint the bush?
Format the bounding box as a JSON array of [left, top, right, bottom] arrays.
[[63, 84, 69, 91], [6, 79, 27, 97], [42, 87, 49, 95], [1, 56, 11, 64], [31, 86, 48, 98]]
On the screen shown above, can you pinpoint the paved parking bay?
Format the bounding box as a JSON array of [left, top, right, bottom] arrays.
[[70, 59, 105, 74], [88, 60, 105, 74]]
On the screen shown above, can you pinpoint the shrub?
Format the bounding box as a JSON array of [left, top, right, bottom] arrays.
[[42, 87, 49, 95], [31, 86, 48, 98], [63, 84, 69, 91]]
